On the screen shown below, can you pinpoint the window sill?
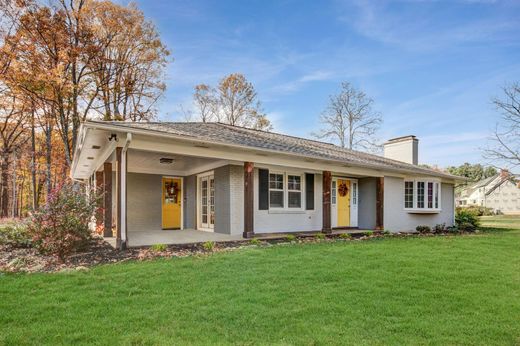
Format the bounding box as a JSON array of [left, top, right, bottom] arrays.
[[268, 209, 306, 214], [404, 208, 442, 214]]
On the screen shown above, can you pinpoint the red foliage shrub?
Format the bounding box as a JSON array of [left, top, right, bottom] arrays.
[[29, 182, 99, 261]]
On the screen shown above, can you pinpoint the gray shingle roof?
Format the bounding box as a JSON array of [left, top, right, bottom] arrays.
[[87, 120, 463, 180]]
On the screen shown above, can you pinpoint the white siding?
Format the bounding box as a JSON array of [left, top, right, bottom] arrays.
[[384, 176, 455, 232], [253, 168, 323, 233]]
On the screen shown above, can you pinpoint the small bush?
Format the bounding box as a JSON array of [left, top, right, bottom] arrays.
[[456, 206, 494, 217], [151, 244, 167, 252], [364, 231, 374, 237], [202, 241, 216, 252], [0, 221, 31, 248], [285, 234, 296, 242], [315, 233, 326, 240], [446, 226, 460, 234], [455, 209, 480, 231], [416, 225, 431, 234], [250, 238, 262, 245], [339, 233, 352, 239], [433, 223, 446, 233], [28, 182, 99, 262], [383, 230, 392, 235]]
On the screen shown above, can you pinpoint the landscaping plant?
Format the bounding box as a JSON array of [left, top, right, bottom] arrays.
[[203, 241, 216, 252], [455, 209, 480, 232], [28, 182, 99, 262], [0, 220, 31, 248], [416, 225, 432, 234], [151, 244, 167, 252]]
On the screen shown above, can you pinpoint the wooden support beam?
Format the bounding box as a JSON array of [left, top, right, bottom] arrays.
[[103, 162, 112, 238], [376, 177, 384, 230], [95, 171, 103, 233], [322, 171, 332, 233], [243, 162, 254, 238]]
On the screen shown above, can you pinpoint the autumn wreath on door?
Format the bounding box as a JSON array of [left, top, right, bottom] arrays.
[[338, 182, 349, 197]]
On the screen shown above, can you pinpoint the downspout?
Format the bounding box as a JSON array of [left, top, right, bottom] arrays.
[[120, 133, 132, 249]]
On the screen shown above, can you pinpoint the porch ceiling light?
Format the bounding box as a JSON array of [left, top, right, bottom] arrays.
[[160, 157, 174, 164]]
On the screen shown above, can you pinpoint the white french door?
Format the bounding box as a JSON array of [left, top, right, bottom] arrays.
[[199, 175, 215, 230]]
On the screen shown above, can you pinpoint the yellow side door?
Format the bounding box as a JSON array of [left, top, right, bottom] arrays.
[[162, 178, 182, 229], [337, 179, 351, 227]]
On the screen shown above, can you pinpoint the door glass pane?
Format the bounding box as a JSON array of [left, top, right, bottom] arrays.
[[352, 182, 357, 205], [331, 181, 336, 205], [210, 178, 215, 225]]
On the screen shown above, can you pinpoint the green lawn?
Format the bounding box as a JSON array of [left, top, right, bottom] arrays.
[[1, 217, 519, 345]]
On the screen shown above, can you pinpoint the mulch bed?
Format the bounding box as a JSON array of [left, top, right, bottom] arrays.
[[0, 231, 477, 274]]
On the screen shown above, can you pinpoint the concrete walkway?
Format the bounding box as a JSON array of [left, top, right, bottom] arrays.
[[106, 229, 244, 248]]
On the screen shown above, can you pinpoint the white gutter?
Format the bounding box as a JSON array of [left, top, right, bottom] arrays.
[[120, 133, 132, 247]]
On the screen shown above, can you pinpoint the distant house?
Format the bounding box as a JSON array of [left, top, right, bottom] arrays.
[[71, 121, 464, 249], [456, 170, 520, 214]]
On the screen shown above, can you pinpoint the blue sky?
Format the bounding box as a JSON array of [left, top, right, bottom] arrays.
[[130, 0, 519, 169]]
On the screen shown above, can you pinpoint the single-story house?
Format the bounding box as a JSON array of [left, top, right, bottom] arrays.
[[70, 121, 464, 248]]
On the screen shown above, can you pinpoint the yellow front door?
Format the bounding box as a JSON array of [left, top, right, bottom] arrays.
[[162, 177, 182, 229], [337, 179, 351, 227]]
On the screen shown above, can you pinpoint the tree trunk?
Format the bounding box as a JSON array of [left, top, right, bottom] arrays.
[[1, 150, 10, 218], [31, 109, 38, 210]]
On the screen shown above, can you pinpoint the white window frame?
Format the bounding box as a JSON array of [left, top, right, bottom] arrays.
[[403, 178, 442, 212], [268, 171, 305, 212], [268, 171, 285, 210]]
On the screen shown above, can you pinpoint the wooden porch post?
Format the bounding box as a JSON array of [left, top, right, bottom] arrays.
[[243, 162, 254, 238], [103, 162, 112, 238], [95, 171, 103, 233], [322, 171, 332, 233], [376, 177, 384, 230]]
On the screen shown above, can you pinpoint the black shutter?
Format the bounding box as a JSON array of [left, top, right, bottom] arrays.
[[305, 173, 314, 210], [259, 169, 269, 210]]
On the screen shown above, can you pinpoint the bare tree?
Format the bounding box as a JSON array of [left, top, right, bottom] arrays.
[[485, 83, 520, 168], [313, 82, 382, 151], [193, 84, 217, 122]]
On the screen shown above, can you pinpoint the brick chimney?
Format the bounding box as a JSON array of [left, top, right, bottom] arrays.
[[383, 135, 418, 165]]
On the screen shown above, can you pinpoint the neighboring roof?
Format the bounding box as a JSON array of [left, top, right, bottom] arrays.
[[83, 120, 465, 180], [485, 174, 520, 196]]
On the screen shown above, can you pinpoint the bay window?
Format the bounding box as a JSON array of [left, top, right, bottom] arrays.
[[404, 179, 441, 211]]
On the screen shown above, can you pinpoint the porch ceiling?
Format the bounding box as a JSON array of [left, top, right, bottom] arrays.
[[127, 149, 225, 176]]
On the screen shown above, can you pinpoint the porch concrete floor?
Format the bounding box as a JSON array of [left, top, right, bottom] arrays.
[[106, 229, 244, 248]]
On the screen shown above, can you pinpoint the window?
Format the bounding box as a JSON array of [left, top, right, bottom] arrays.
[[417, 182, 425, 208], [352, 182, 358, 205], [404, 179, 441, 211], [405, 181, 414, 208], [288, 175, 302, 208], [331, 181, 337, 205], [269, 173, 284, 208], [267, 172, 305, 210]]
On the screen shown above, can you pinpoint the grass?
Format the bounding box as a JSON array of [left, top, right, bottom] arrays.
[[1, 216, 519, 345]]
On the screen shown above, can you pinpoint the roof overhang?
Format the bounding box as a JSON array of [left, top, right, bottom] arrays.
[[71, 121, 467, 183]]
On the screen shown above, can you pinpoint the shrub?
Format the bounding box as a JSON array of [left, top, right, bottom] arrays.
[[383, 230, 392, 235], [364, 231, 374, 237], [28, 182, 98, 262], [0, 220, 31, 248], [151, 244, 167, 252], [202, 241, 216, 252], [315, 233, 326, 240], [455, 209, 480, 231], [416, 225, 431, 234], [285, 234, 296, 242], [339, 233, 352, 239], [433, 223, 446, 233], [250, 238, 261, 245], [446, 226, 460, 234], [456, 206, 494, 217]]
